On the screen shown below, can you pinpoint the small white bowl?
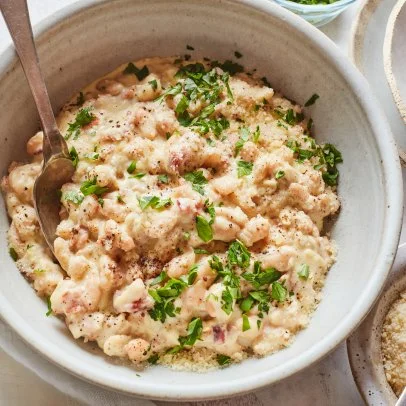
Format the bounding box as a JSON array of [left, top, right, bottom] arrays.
[[384, 0, 406, 124], [347, 244, 406, 405], [0, 0, 402, 401]]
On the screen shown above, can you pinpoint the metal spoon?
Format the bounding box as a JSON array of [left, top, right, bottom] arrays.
[[0, 0, 74, 255]]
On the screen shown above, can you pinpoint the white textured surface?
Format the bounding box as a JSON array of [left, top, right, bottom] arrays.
[[0, 0, 387, 404]]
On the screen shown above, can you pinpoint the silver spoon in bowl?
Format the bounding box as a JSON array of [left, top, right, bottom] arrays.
[[0, 0, 75, 255]]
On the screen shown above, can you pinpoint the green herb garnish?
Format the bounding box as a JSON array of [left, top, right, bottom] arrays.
[[234, 127, 250, 156], [9, 247, 18, 261], [184, 170, 208, 195], [127, 160, 137, 174], [64, 190, 84, 205], [80, 178, 109, 196], [46, 296, 53, 317], [217, 354, 231, 366], [271, 281, 288, 302], [123, 62, 150, 81], [65, 107, 96, 140], [158, 174, 169, 184], [237, 160, 253, 178], [69, 146, 79, 168], [305, 93, 319, 107], [275, 170, 285, 180], [196, 215, 213, 242], [242, 314, 251, 331], [298, 263, 310, 280], [139, 196, 173, 210]]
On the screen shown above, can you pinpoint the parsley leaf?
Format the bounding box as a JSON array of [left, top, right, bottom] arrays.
[[275, 170, 285, 180], [9, 247, 18, 261], [80, 178, 109, 196], [65, 107, 96, 140], [184, 170, 208, 195], [228, 240, 251, 269], [139, 196, 173, 210], [147, 354, 159, 364], [64, 190, 84, 205], [234, 127, 250, 156], [271, 281, 288, 302], [46, 296, 53, 317], [69, 146, 79, 168], [127, 160, 137, 174], [196, 215, 213, 242], [194, 248, 209, 255], [123, 62, 150, 80], [75, 91, 85, 106], [217, 354, 231, 366], [252, 125, 261, 143], [242, 261, 281, 289], [298, 263, 310, 280], [237, 160, 253, 178], [158, 174, 169, 184], [149, 79, 158, 90], [242, 314, 251, 331], [155, 83, 182, 103], [304, 93, 319, 107]]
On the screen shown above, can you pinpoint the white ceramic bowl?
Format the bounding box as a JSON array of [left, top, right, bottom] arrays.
[[0, 0, 402, 401]]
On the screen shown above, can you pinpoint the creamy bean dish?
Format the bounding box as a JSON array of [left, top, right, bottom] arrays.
[[2, 56, 342, 369]]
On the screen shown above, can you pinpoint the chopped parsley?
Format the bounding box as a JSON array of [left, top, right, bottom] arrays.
[[234, 127, 250, 156], [9, 247, 18, 261], [298, 263, 310, 280], [130, 172, 146, 179], [237, 160, 253, 178], [65, 107, 96, 140], [148, 79, 158, 90], [75, 91, 85, 106], [183, 170, 208, 195], [305, 93, 319, 107], [158, 174, 169, 184], [64, 190, 84, 205], [217, 354, 231, 366], [183, 264, 199, 285], [228, 240, 251, 269], [147, 354, 159, 364], [150, 271, 168, 286], [242, 314, 251, 331], [167, 317, 203, 354], [33, 269, 46, 274], [271, 281, 288, 302], [46, 296, 52, 317], [211, 60, 244, 75], [148, 277, 187, 323], [194, 248, 209, 255], [80, 178, 109, 196], [252, 125, 261, 143], [275, 170, 285, 180], [69, 146, 79, 168], [127, 160, 137, 174], [234, 51, 243, 59], [123, 62, 150, 81], [138, 196, 173, 210], [242, 261, 281, 289], [196, 215, 213, 242], [117, 194, 125, 204]]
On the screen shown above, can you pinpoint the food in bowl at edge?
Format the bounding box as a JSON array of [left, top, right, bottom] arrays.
[[382, 290, 406, 396], [1, 56, 342, 370]]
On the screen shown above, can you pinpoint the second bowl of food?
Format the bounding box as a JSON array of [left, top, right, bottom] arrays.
[[0, 0, 402, 401]]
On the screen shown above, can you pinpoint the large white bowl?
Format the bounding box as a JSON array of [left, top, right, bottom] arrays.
[[0, 0, 402, 401]]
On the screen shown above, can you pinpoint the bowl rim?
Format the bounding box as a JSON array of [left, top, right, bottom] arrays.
[[383, 0, 406, 124], [273, 0, 356, 12], [0, 0, 403, 401]]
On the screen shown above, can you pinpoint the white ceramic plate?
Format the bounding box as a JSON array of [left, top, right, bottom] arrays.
[[384, 0, 406, 124], [347, 243, 406, 406], [350, 0, 406, 164], [0, 0, 402, 401]]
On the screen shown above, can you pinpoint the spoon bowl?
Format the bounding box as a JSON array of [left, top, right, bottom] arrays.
[[33, 155, 75, 255]]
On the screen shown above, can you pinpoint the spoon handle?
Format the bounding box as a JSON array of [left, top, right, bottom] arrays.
[[0, 0, 68, 161]]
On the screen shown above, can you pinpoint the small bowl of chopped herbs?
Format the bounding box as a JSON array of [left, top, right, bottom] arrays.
[[273, 0, 356, 27]]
